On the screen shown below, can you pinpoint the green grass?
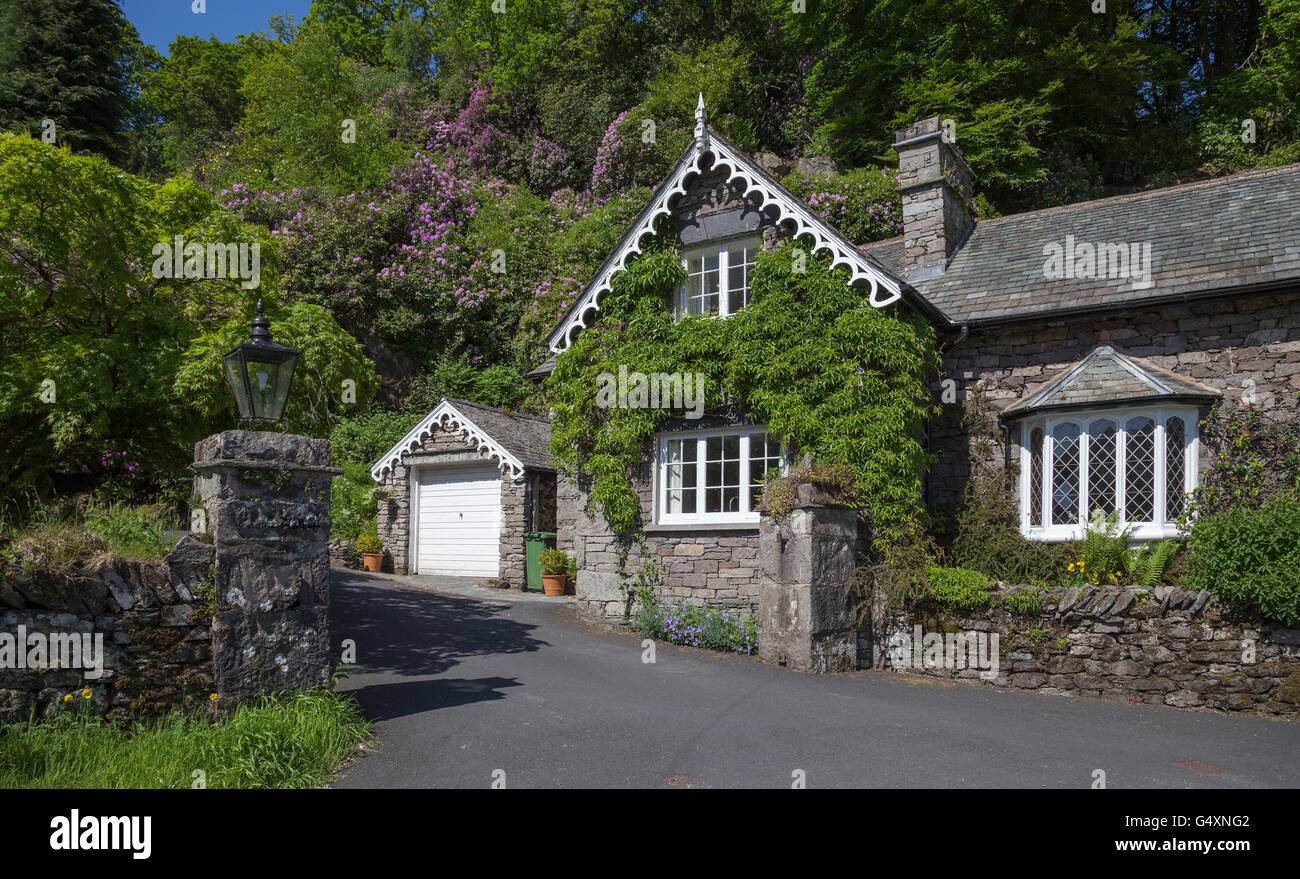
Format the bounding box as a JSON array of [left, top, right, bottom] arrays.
[[0, 692, 369, 789], [1, 502, 174, 571]]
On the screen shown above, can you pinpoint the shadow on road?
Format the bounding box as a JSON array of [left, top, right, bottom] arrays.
[[345, 676, 523, 722], [330, 571, 548, 680]]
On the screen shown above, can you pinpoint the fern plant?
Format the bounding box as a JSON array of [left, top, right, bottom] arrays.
[[1125, 539, 1180, 586], [1070, 510, 1130, 585]]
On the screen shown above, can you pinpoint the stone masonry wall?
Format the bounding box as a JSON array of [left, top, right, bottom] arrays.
[[570, 457, 763, 623], [192, 431, 336, 702], [877, 584, 1300, 717], [931, 287, 1300, 519], [498, 476, 527, 587], [0, 535, 217, 722]]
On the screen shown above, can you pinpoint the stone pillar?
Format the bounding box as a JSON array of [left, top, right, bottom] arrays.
[[192, 431, 339, 702], [758, 497, 858, 673]]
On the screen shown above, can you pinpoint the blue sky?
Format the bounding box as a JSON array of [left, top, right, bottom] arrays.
[[123, 0, 312, 53]]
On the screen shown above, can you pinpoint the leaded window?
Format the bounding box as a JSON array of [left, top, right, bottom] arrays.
[[1020, 407, 1198, 541]]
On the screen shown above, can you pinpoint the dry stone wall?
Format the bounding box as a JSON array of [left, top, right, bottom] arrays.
[[0, 536, 217, 722], [876, 584, 1300, 717]]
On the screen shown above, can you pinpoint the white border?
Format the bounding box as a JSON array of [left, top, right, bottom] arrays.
[[407, 460, 505, 577], [653, 425, 784, 526]]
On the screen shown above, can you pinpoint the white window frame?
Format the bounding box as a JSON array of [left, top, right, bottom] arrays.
[[674, 236, 760, 318], [1017, 405, 1199, 542], [655, 425, 784, 526]]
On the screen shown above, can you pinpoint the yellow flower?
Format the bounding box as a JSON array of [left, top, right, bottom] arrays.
[[80, 688, 92, 700], [63, 693, 73, 703], [209, 693, 219, 702]]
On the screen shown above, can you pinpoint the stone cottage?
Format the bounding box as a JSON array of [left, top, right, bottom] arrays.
[[541, 103, 1300, 622], [379, 100, 1300, 623]]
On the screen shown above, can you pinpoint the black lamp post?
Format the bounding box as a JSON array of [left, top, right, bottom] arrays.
[[223, 298, 299, 427]]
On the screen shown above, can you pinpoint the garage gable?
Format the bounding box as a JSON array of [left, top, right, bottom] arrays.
[[371, 397, 552, 483]]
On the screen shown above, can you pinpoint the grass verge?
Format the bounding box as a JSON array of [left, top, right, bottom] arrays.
[[0, 691, 369, 789]]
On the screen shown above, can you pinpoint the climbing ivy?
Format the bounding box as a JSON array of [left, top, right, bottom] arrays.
[[546, 241, 940, 561]]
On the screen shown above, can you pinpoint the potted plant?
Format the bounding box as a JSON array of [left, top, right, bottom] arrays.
[[538, 548, 570, 597], [565, 554, 578, 595], [355, 532, 384, 573]]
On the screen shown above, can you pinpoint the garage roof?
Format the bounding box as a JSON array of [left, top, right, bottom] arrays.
[[371, 398, 553, 482]]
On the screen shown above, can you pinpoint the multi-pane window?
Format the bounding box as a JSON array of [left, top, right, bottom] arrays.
[[1165, 416, 1187, 519], [1028, 427, 1044, 528], [1019, 407, 1198, 541], [674, 238, 760, 318], [658, 428, 784, 524], [748, 433, 783, 510]]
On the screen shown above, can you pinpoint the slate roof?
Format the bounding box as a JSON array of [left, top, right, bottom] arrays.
[[866, 162, 1300, 324], [1001, 347, 1220, 418], [525, 358, 555, 380], [444, 398, 554, 470]]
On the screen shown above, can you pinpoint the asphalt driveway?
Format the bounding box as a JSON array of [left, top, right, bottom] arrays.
[[329, 570, 1299, 789]]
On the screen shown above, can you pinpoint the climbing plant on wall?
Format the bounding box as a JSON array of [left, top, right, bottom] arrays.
[[546, 240, 940, 562]]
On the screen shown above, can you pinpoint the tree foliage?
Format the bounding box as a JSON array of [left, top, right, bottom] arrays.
[[0, 0, 135, 159]]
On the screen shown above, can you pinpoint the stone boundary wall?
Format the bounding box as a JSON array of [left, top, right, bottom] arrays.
[[875, 584, 1300, 717], [0, 535, 217, 722], [2, 430, 338, 722]]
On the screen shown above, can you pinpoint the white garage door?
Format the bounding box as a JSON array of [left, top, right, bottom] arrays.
[[415, 466, 502, 577]]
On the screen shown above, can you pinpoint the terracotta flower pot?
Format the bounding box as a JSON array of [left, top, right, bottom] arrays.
[[542, 573, 566, 596], [362, 552, 383, 573]]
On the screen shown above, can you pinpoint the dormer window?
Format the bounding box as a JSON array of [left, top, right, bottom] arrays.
[[674, 237, 759, 318]]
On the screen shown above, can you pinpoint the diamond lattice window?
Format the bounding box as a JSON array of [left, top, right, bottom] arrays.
[[1051, 423, 1081, 525], [1165, 416, 1186, 521], [1021, 408, 1197, 539]]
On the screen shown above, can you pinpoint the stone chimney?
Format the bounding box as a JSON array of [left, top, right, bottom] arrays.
[[892, 117, 975, 281]]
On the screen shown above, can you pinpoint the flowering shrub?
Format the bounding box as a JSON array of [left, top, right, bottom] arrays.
[[591, 110, 669, 196], [633, 584, 759, 654], [1065, 512, 1129, 586], [781, 167, 902, 243]]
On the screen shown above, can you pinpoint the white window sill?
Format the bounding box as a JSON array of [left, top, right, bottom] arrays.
[[1022, 523, 1184, 543], [645, 522, 760, 533]]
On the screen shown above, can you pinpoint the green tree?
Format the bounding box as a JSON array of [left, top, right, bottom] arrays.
[[0, 135, 269, 507], [0, 0, 135, 159], [143, 35, 268, 177], [310, 0, 434, 66], [233, 20, 405, 192], [174, 300, 379, 439]]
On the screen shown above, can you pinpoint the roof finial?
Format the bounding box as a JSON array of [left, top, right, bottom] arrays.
[[694, 92, 708, 153]]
